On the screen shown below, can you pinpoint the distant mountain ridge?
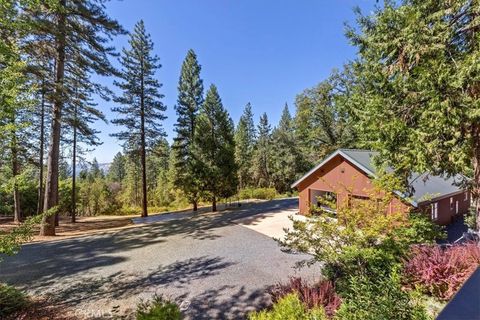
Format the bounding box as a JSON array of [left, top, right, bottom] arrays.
[[76, 162, 111, 175]]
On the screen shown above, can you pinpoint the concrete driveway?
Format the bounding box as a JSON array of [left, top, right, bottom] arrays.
[[0, 198, 320, 319]]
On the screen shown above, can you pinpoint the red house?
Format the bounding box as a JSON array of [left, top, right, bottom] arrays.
[[291, 149, 470, 225]]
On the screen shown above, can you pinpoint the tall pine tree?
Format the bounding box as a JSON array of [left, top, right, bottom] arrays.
[[65, 67, 106, 223], [235, 103, 256, 189], [111, 20, 166, 218], [253, 113, 272, 188], [21, 0, 125, 236], [271, 104, 302, 194], [172, 49, 204, 211], [194, 85, 237, 211], [108, 152, 126, 183]]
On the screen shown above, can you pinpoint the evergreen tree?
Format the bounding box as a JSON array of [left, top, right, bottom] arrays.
[[21, 0, 125, 236], [108, 152, 126, 183], [346, 0, 480, 227], [0, 43, 32, 223], [194, 85, 237, 211], [65, 66, 106, 223], [89, 158, 102, 179], [111, 20, 166, 218], [235, 103, 256, 189], [172, 49, 204, 211], [148, 139, 172, 207], [271, 104, 302, 194], [253, 113, 272, 187]]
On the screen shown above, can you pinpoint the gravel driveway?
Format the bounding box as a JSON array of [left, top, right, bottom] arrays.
[[0, 198, 320, 319]]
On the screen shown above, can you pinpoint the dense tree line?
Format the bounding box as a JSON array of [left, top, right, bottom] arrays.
[[3, 0, 477, 236], [0, 0, 361, 228]]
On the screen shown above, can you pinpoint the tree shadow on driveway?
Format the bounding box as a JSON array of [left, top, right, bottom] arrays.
[[181, 284, 271, 319], [139, 198, 299, 242], [43, 256, 236, 308]]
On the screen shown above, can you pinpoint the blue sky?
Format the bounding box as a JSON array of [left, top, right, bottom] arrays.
[[89, 0, 375, 163]]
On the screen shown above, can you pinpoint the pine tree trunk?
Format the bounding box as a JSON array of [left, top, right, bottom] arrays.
[[473, 124, 480, 231], [11, 125, 21, 223], [71, 104, 77, 223], [140, 59, 148, 218], [40, 2, 66, 236], [37, 84, 45, 215], [193, 200, 198, 211], [212, 196, 216, 212]]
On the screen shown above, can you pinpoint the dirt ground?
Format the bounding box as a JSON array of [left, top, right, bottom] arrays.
[[0, 200, 267, 244], [0, 214, 135, 243]]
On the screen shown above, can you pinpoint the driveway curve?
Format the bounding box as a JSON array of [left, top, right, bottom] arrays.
[[0, 198, 321, 319]]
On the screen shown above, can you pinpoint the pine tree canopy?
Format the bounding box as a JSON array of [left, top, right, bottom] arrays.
[[235, 102, 256, 189], [271, 104, 303, 193], [171, 49, 204, 207], [112, 20, 166, 150], [345, 0, 480, 181], [253, 112, 272, 188], [195, 84, 237, 202]]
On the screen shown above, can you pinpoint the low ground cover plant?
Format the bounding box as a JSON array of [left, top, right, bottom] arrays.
[[0, 283, 29, 319], [403, 242, 480, 300], [268, 277, 341, 317], [249, 293, 328, 320]]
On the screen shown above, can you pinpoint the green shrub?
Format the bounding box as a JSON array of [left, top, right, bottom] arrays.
[[0, 283, 29, 319], [239, 188, 277, 200], [249, 293, 327, 320], [464, 208, 477, 230], [136, 295, 182, 320], [334, 271, 429, 320]]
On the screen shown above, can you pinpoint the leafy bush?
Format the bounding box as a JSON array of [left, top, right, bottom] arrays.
[[249, 293, 327, 320], [136, 295, 182, 320], [280, 179, 441, 286], [403, 243, 480, 300], [464, 208, 477, 230], [0, 283, 29, 319], [239, 188, 277, 200], [0, 212, 47, 261], [335, 271, 429, 320], [269, 277, 341, 317]]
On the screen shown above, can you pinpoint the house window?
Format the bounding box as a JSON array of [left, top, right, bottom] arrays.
[[450, 197, 453, 210], [455, 201, 459, 214], [465, 192, 468, 201], [310, 190, 337, 213], [319, 191, 337, 211], [431, 202, 438, 220], [349, 195, 370, 209]]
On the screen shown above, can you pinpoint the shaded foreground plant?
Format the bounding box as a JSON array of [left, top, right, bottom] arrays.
[[403, 242, 480, 300], [0, 283, 29, 319], [136, 294, 182, 320], [269, 277, 341, 317], [249, 293, 328, 320], [335, 270, 429, 320]]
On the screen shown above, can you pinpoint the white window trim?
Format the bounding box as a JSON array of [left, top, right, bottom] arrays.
[[431, 202, 438, 220]]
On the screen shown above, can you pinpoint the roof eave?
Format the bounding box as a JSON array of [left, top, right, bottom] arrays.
[[291, 150, 376, 189]]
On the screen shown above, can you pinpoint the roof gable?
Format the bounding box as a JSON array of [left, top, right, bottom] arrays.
[[291, 149, 376, 189], [291, 149, 467, 206]]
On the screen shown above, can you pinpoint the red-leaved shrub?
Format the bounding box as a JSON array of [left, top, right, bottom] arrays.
[[403, 242, 480, 300], [268, 277, 341, 317]]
